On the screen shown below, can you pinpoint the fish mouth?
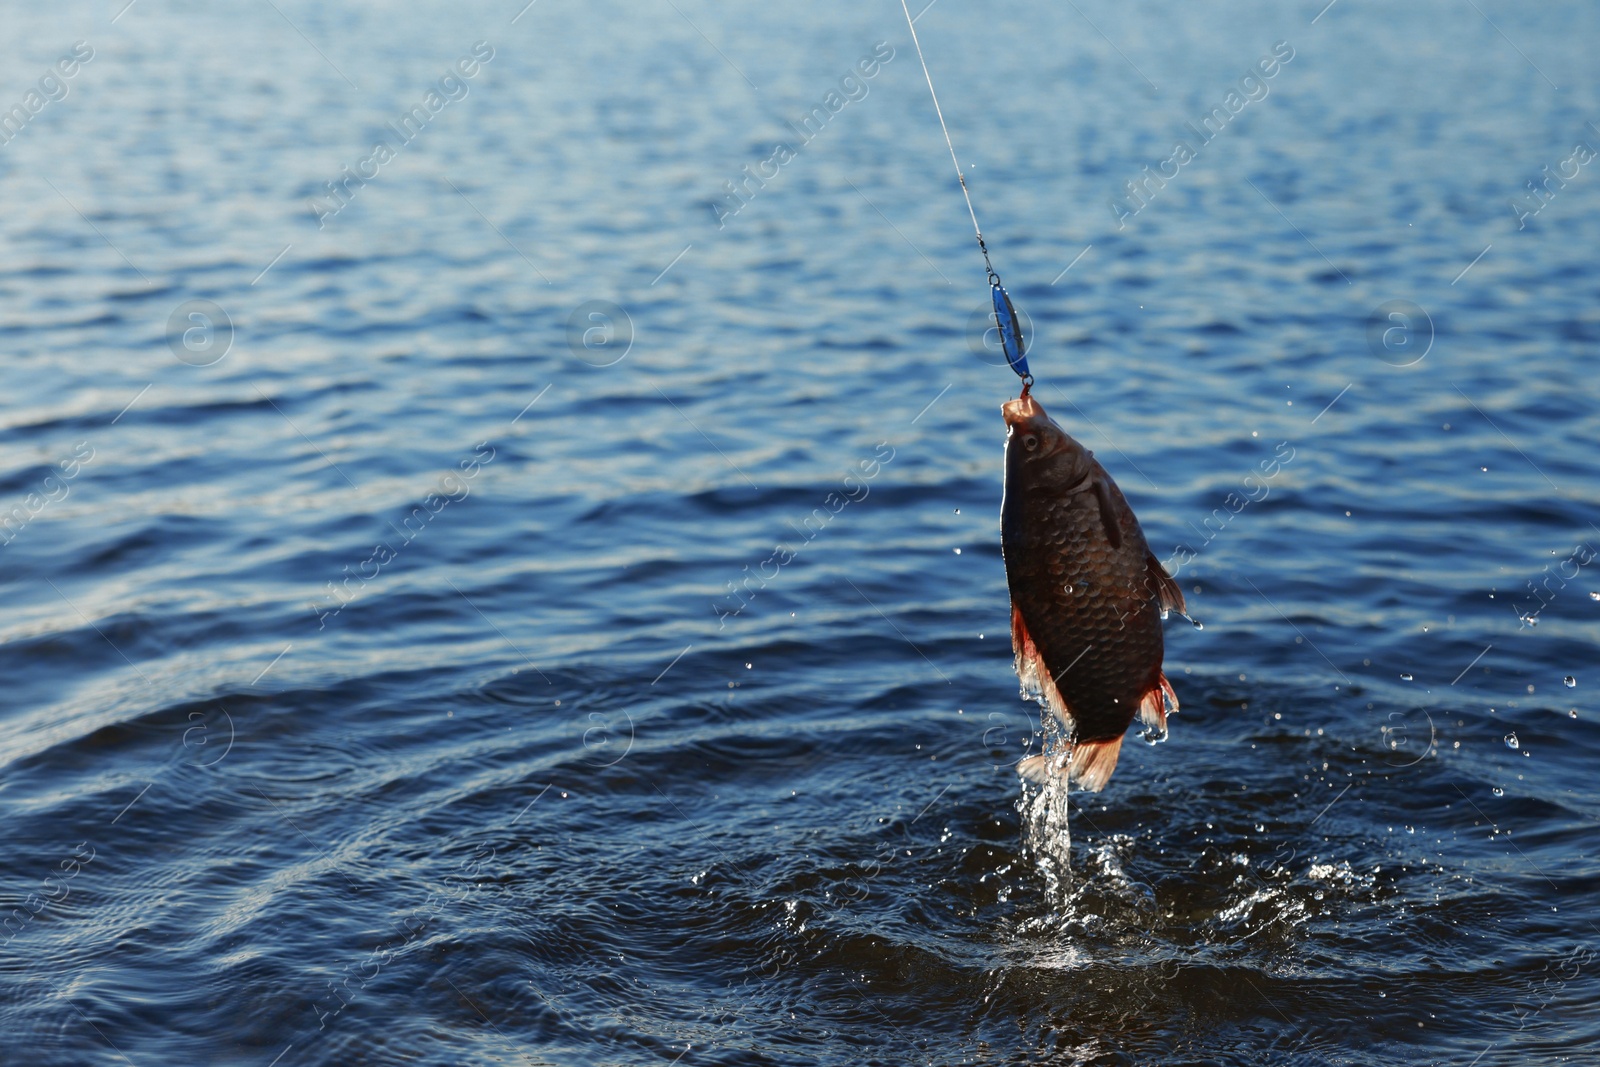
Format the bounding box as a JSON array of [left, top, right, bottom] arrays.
[[1003, 393, 1076, 460], [1002, 391, 1048, 429]]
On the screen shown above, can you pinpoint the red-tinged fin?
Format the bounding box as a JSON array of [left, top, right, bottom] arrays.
[[1011, 605, 1076, 731], [1145, 552, 1186, 616], [1137, 672, 1180, 740], [1094, 479, 1123, 549], [1011, 603, 1042, 695], [1068, 736, 1124, 792], [1019, 742, 1124, 790], [1017, 754, 1057, 784]]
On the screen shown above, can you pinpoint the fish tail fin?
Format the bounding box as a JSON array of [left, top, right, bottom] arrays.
[[1068, 737, 1124, 792], [1136, 672, 1180, 741], [1017, 754, 1054, 784], [1017, 739, 1124, 791]]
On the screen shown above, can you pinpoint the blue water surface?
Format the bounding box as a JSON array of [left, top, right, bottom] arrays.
[[1, 1, 1597, 1064]]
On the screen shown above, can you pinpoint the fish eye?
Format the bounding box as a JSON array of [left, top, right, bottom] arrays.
[[1023, 434, 1039, 452]]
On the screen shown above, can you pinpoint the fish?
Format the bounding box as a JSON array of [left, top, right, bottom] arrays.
[[1000, 390, 1185, 792]]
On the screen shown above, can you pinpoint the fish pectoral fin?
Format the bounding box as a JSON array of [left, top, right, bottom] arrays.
[[1093, 480, 1123, 549], [1056, 471, 1096, 497], [1011, 605, 1077, 730], [1068, 736, 1125, 792], [1137, 672, 1180, 740], [1145, 551, 1187, 616]]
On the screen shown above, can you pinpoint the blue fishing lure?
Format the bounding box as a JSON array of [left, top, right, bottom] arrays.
[[991, 281, 1029, 382]]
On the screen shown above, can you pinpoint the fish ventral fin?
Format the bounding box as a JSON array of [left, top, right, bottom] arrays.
[[1145, 551, 1186, 617], [1011, 604, 1077, 731], [1094, 480, 1123, 549]]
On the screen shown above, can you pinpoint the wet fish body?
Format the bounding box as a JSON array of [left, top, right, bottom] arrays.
[[1000, 392, 1183, 791]]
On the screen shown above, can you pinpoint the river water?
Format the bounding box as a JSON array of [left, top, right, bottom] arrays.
[[2, 1, 1597, 1064]]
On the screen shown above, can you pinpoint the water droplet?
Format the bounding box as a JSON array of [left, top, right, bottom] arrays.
[[953, 547, 961, 555], [1192, 619, 1205, 630], [1564, 676, 1576, 688], [954, 508, 961, 514], [1504, 732, 1519, 750], [1255, 824, 1265, 833], [1063, 583, 1074, 594], [1570, 708, 1579, 719], [1405, 826, 1415, 834], [1492, 787, 1505, 797], [1590, 592, 1600, 601], [1400, 673, 1413, 681], [745, 663, 752, 669]]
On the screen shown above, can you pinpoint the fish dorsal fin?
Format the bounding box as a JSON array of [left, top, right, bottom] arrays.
[[1093, 479, 1123, 549], [1011, 605, 1077, 731], [1145, 551, 1186, 616]]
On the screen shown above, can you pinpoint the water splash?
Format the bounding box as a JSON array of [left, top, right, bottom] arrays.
[[1019, 715, 1073, 902]]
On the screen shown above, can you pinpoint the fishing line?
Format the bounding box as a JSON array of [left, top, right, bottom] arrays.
[[897, 0, 1032, 391]]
